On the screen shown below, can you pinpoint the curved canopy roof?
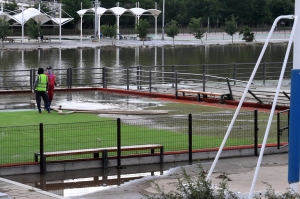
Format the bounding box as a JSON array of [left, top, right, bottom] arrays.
[[77, 6, 161, 18], [0, 11, 14, 21], [12, 8, 49, 25], [1, 7, 73, 26]]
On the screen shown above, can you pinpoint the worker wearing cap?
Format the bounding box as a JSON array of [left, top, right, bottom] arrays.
[[33, 68, 50, 113], [45, 66, 57, 110]]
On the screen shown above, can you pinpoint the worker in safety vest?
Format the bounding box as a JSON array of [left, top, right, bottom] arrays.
[[33, 68, 50, 113], [45, 66, 56, 110]]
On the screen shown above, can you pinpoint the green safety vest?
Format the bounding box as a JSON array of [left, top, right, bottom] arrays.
[[36, 74, 48, 91]]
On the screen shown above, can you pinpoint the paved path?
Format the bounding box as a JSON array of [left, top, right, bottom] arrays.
[[2, 31, 291, 50]]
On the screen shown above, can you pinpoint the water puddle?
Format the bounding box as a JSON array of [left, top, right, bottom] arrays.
[[0, 90, 167, 111], [4, 162, 192, 197]]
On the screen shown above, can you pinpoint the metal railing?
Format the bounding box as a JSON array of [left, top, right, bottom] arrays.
[[0, 62, 292, 90], [0, 111, 277, 171], [277, 109, 289, 149]]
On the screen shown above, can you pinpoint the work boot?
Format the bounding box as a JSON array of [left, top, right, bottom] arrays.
[[47, 103, 51, 113], [37, 104, 42, 113]]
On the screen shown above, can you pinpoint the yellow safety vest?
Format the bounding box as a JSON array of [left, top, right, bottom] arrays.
[[36, 74, 48, 91]]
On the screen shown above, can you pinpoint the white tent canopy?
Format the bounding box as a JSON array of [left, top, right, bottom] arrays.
[[0, 5, 73, 43], [77, 6, 161, 41]]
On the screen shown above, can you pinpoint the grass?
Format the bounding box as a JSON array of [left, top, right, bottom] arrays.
[[0, 103, 287, 165], [0, 110, 109, 126]]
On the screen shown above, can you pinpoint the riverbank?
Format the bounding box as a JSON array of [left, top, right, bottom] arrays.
[[1, 31, 291, 50]]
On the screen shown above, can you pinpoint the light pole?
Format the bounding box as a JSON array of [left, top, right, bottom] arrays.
[[162, 0, 165, 40]]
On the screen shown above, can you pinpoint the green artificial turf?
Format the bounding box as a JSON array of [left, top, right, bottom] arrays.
[[0, 103, 285, 165], [0, 110, 109, 126]]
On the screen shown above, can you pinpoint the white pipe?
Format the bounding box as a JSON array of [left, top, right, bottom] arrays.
[[162, 0, 165, 40], [248, 15, 297, 199], [117, 16, 120, 39], [98, 15, 100, 41], [80, 2, 82, 42], [21, 4, 24, 44], [205, 15, 294, 182], [80, 15, 82, 42], [59, 3, 61, 43]]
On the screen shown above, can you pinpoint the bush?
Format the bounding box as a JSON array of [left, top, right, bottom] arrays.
[[239, 26, 255, 42], [141, 164, 300, 199]]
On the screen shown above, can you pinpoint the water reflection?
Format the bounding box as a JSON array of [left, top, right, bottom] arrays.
[[0, 44, 291, 71], [0, 91, 165, 111], [4, 162, 192, 197]]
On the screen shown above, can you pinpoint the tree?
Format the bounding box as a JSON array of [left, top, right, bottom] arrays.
[[239, 26, 255, 42], [0, 18, 11, 47], [26, 19, 42, 43], [61, 0, 91, 31], [188, 17, 206, 43], [3, 0, 18, 15], [136, 19, 150, 45], [224, 14, 238, 43], [166, 20, 179, 45], [101, 24, 116, 45]]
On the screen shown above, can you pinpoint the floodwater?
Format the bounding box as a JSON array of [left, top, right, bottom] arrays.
[[0, 90, 167, 111], [4, 161, 194, 197], [0, 44, 291, 71]]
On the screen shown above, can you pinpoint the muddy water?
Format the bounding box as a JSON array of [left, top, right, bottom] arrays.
[[0, 90, 167, 111], [4, 161, 192, 197]]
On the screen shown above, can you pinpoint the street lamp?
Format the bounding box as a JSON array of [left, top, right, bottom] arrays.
[[162, 0, 165, 40]]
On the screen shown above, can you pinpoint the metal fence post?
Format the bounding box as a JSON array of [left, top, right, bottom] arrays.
[[226, 77, 234, 100], [39, 123, 46, 174], [203, 64, 206, 92], [117, 118, 122, 169], [102, 67, 106, 88], [172, 65, 175, 88], [136, 66, 139, 90], [175, 72, 178, 98], [188, 114, 193, 163], [139, 65, 143, 90], [126, 68, 129, 90], [69, 68, 72, 89], [254, 110, 258, 156], [30, 69, 34, 90], [149, 71, 152, 93], [234, 63, 237, 85], [277, 111, 280, 149]]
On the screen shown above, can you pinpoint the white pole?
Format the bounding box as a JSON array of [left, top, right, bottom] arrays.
[[205, 15, 294, 182], [80, 15, 82, 42], [21, 4, 24, 44], [59, 3, 61, 43], [248, 15, 297, 199], [162, 0, 165, 40], [80, 2, 82, 42]]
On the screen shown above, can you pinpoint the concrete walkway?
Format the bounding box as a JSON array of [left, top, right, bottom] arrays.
[[0, 153, 294, 199], [2, 31, 291, 50]]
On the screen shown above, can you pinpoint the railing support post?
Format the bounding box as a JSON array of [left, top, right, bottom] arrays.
[[102, 67, 106, 88], [172, 65, 175, 88], [234, 63, 237, 85], [203, 64, 206, 92], [149, 71, 152, 93], [39, 123, 46, 174], [188, 114, 193, 163], [126, 68, 129, 90], [116, 118, 122, 169], [254, 110, 258, 156], [175, 72, 178, 98], [277, 111, 281, 149]]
